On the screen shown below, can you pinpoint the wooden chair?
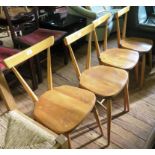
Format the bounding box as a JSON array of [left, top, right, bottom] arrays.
[[4, 36, 104, 149], [115, 6, 153, 87], [64, 24, 129, 145], [0, 71, 67, 149], [92, 13, 139, 84], [3, 6, 67, 90]]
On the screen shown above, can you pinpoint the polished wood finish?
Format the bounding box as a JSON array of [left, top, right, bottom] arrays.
[[64, 24, 93, 46], [120, 38, 153, 53], [4, 37, 54, 69], [123, 83, 129, 112], [4, 37, 103, 149], [34, 85, 95, 134], [99, 48, 139, 70], [93, 13, 139, 73], [64, 24, 129, 145], [115, 7, 153, 87], [80, 66, 128, 97], [1, 34, 155, 148]]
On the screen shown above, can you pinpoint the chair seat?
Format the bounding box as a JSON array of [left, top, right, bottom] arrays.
[[80, 66, 128, 97], [34, 85, 95, 134], [99, 48, 139, 70], [0, 46, 19, 71], [120, 37, 153, 52], [17, 28, 67, 46], [0, 110, 57, 149]]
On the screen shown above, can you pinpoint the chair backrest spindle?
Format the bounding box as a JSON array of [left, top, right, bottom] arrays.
[[86, 32, 92, 69], [64, 24, 94, 80], [92, 13, 111, 58], [115, 6, 130, 47], [4, 37, 54, 103]]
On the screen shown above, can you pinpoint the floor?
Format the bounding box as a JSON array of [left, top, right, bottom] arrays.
[[0, 33, 155, 149]]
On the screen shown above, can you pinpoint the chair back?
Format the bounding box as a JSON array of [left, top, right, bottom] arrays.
[[3, 7, 39, 45], [4, 37, 54, 103], [92, 13, 111, 59], [115, 6, 130, 47], [64, 24, 94, 80]]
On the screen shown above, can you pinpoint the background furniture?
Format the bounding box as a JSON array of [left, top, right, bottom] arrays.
[[39, 6, 86, 34], [0, 45, 20, 87], [127, 6, 155, 55], [4, 37, 104, 149], [68, 6, 122, 41], [116, 6, 153, 87], [39, 6, 86, 52], [3, 6, 67, 90], [64, 23, 129, 145]]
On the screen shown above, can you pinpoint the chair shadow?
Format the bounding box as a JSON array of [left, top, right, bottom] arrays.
[[71, 110, 127, 148]]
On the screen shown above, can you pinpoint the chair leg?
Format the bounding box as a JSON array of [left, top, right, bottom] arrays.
[[35, 55, 43, 83], [123, 83, 130, 112], [105, 99, 112, 146], [63, 44, 69, 65], [134, 62, 139, 84], [66, 133, 72, 149], [92, 105, 104, 136], [29, 58, 38, 90], [148, 50, 152, 72], [140, 54, 146, 88]]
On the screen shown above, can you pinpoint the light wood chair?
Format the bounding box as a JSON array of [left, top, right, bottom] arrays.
[[64, 24, 129, 145], [115, 6, 153, 87], [4, 36, 104, 149], [0, 71, 68, 149], [92, 13, 139, 84]]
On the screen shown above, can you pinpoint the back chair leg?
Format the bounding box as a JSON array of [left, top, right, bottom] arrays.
[[29, 58, 38, 90], [134, 62, 139, 84], [148, 50, 152, 72], [66, 133, 72, 149], [140, 54, 146, 88], [35, 55, 43, 83], [92, 105, 104, 136], [105, 99, 112, 146], [123, 83, 130, 112]]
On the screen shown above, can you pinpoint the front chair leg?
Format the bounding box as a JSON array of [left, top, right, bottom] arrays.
[[123, 83, 130, 112], [92, 105, 104, 136], [29, 58, 38, 90], [148, 50, 152, 72], [140, 54, 146, 88], [66, 133, 72, 149], [105, 99, 112, 146], [35, 55, 43, 83], [134, 62, 139, 84]]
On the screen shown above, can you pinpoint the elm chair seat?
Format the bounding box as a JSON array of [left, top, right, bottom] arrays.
[[79, 66, 128, 97], [17, 28, 67, 46], [0, 110, 58, 149], [120, 37, 153, 53], [34, 85, 95, 134], [0, 46, 19, 71], [100, 48, 139, 70]]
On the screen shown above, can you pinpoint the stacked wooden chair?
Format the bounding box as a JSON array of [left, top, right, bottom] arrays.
[[64, 23, 129, 145], [115, 6, 153, 87], [0, 66, 67, 149], [4, 37, 104, 149], [92, 13, 139, 86]]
